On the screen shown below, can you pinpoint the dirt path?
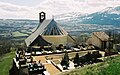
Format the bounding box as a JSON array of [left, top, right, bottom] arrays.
[[34, 56, 61, 75], [44, 63, 61, 75], [34, 56, 47, 63]]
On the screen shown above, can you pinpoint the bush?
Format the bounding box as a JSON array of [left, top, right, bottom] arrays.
[[105, 49, 118, 56], [61, 52, 69, 69], [73, 53, 80, 67]]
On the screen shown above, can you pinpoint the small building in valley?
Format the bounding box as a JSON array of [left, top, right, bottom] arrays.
[[86, 32, 109, 50]]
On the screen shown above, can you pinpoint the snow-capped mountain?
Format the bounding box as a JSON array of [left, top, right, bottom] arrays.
[[55, 12, 87, 21], [57, 6, 120, 27], [80, 6, 120, 26]]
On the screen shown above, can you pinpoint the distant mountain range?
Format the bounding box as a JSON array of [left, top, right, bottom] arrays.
[[57, 6, 120, 27], [55, 12, 86, 20]]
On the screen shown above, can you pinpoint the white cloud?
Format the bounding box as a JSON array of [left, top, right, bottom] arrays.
[[0, 0, 120, 19], [0, 2, 33, 19], [35, 0, 82, 18]]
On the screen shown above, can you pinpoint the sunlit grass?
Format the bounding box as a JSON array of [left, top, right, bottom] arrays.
[[60, 55, 120, 75], [0, 52, 15, 75], [12, 31, 28, 37], [98, 56, 120, 75]]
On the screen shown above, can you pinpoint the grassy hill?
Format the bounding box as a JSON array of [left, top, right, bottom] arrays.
[[0, 52, 15, 75], [12, 31, 28, 37], [60, 55, 120, 75]]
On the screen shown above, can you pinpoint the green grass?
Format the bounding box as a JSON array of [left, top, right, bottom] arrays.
[[0, 52, 15, 75], [60, 55, 120, 75], [12, 31, 28, 37], [60, 62, 108, 75], [98, 56, 120, 75]]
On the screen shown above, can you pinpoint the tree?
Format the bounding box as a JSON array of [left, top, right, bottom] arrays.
[[61, 52, 69, 70], [108, 32, 113, 57], [73, 53, 80, 67], [58, 44, 64, 50]]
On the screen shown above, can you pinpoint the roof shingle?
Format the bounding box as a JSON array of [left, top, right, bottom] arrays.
[[93, 32, 109, 41]]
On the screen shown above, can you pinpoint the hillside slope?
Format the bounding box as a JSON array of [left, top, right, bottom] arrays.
[[0, 52, 15, 75], [60, 55, 120, 75]]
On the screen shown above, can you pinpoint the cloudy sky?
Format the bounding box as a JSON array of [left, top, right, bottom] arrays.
[[0, 0, 120, 19]]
